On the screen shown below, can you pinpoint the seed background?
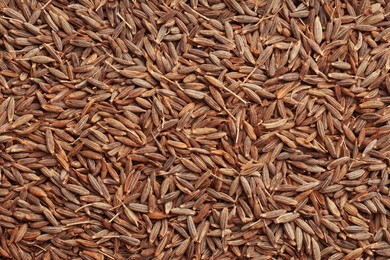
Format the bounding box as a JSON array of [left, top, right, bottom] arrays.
[[0, 0, 390, 259]]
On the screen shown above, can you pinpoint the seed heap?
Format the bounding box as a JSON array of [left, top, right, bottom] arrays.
[[0, 0, 390, 259]]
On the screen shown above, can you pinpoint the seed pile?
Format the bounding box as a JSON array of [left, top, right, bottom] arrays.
[[0, 0, 390, 259]]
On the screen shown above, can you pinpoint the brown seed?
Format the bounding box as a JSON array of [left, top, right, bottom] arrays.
[[275, 212, 300, 224]]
